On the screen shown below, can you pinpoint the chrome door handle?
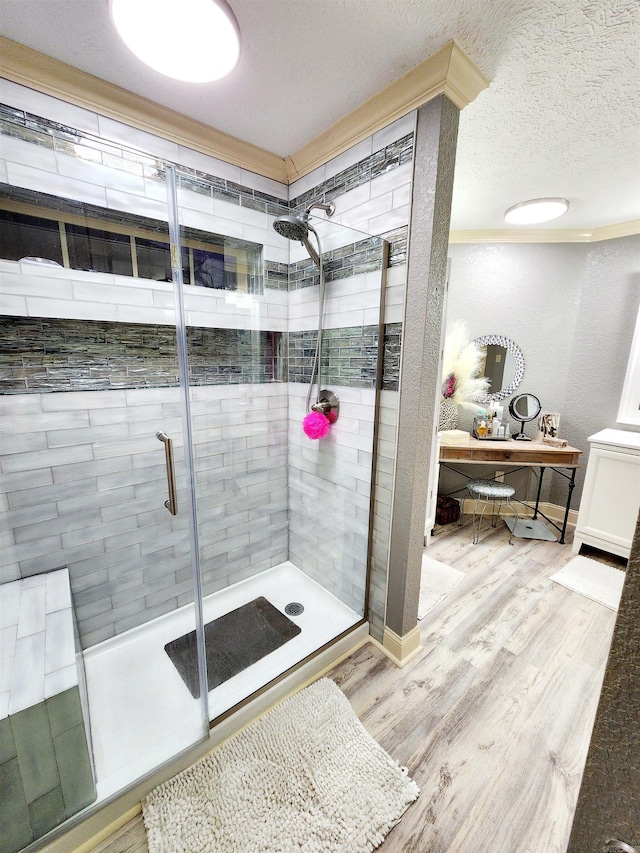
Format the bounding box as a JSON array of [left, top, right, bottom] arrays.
[[156, 431, 178, 515]]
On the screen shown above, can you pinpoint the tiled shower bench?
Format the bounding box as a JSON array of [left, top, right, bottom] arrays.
[[0, 568, 96, 853]]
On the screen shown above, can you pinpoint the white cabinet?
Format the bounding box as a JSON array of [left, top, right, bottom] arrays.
[[572, 429, 640, 558]]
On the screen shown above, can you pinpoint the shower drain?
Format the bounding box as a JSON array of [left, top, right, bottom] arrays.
[[285, 602, 304, 616]]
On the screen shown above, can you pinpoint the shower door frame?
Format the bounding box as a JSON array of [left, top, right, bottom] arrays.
[[184, 226, 390, 730]]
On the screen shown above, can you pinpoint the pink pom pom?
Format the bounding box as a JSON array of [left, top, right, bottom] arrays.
[[303, 410, 331, 440]]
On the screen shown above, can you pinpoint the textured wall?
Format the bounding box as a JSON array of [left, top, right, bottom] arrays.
[[443, 237, 640, 509], [561, 237, 640, 504], [386, 96, 459, 637], [567, 510, 640, 850]]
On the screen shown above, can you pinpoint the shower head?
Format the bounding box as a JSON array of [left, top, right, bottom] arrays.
[[272, 214, 321, 267], [273, 214, 309, 242]]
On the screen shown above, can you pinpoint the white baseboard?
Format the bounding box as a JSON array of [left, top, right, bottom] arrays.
[[370, 625, 422, 668]]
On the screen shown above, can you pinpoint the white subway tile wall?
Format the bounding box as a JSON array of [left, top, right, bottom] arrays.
[[288, 384, 374, 615], [1, 263, 291, 331], [288, 269, 382, 332], [0, 385, 288, 647], [0, 80, 413, 646], [0, 79, 102, 135]]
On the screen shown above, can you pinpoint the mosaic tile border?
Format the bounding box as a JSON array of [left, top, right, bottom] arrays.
[[290, 136, 414, 214], [382, 323, 402, 391], [289, 326, 379, 389], [264, 260, 289, 291], [0, 317, 281, 393], [381, 226, 408, 268], [0, 105, 289, 215], [289, 237, 386, 290], [0, 104, 412, 233], [0, 316, 402, 394]]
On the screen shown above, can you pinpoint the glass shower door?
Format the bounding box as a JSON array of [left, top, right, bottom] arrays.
[[172, 164, 387, 722], [0, 114, 208, 852]]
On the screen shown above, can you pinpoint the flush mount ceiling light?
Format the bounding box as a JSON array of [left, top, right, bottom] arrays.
[[110, 0, 240, 82], [504, 197, 570, 225]]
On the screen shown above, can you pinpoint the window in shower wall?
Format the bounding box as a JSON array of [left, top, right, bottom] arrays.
[[135, 235, 177, 282], [66, 223, 133, 276], [0, 185, 261, 291], [0, 208, 64, 265]]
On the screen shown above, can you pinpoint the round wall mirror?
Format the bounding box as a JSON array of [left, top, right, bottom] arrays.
[[508, 392, 541, 441], [472, 335, 525, 403]]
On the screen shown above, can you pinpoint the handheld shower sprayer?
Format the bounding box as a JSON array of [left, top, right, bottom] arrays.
[[272, 200, 339, 437]]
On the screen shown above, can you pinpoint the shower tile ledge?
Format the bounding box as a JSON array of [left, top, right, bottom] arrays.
[[0, 568, 77, 720]]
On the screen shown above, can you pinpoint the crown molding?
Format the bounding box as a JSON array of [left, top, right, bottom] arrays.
[[0, 36, 289, 183], [0, 36, 632, 240], [285, 40, 489, 182], [0, 36, 487, 189], [449, 220, 640, 244]]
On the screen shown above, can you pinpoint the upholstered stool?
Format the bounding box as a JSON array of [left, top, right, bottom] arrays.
[[467, 478, 519, 545]]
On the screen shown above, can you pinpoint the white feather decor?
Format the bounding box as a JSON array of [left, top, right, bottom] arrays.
[[441, 321, 490, 412]]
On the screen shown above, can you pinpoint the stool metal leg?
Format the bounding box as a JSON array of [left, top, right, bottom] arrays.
[[471, 496, 490, 544], [505, 497, 519, 545]]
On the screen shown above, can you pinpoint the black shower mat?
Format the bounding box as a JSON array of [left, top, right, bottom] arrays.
[[164, 596, 301, 699]]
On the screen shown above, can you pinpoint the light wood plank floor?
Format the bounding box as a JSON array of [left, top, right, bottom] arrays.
[[90, 520, 623, 853]]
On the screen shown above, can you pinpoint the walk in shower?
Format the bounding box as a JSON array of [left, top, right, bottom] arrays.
[[0, 104, 387, 850]]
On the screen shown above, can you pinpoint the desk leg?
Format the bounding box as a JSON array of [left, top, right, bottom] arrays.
[[560, 467, 576, 545], [533, 466, 545, 519]]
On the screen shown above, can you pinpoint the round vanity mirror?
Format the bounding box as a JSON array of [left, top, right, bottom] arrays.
[[508, 393, 541, 441], [472, 335, 525, 403]]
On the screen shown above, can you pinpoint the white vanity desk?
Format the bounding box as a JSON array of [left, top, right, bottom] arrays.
[[572, 429, 640, 559]]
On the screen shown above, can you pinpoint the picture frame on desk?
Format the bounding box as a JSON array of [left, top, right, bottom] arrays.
[[538, 412, 560, 440]]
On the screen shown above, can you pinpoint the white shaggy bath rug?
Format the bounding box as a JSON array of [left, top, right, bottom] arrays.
[[142, 678, 419, 853], [418, 555, 465, 619], [549, 555, 626, 610]]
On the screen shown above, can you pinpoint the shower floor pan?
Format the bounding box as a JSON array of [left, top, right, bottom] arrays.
[[82, 561, 360, 801]]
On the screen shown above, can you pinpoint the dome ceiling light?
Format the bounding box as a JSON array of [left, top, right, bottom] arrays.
[[504, 197, 570, 225], [110, 0, 240, 83]]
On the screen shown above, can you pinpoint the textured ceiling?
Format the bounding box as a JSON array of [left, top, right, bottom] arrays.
[[0, 0, 639, 230]]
